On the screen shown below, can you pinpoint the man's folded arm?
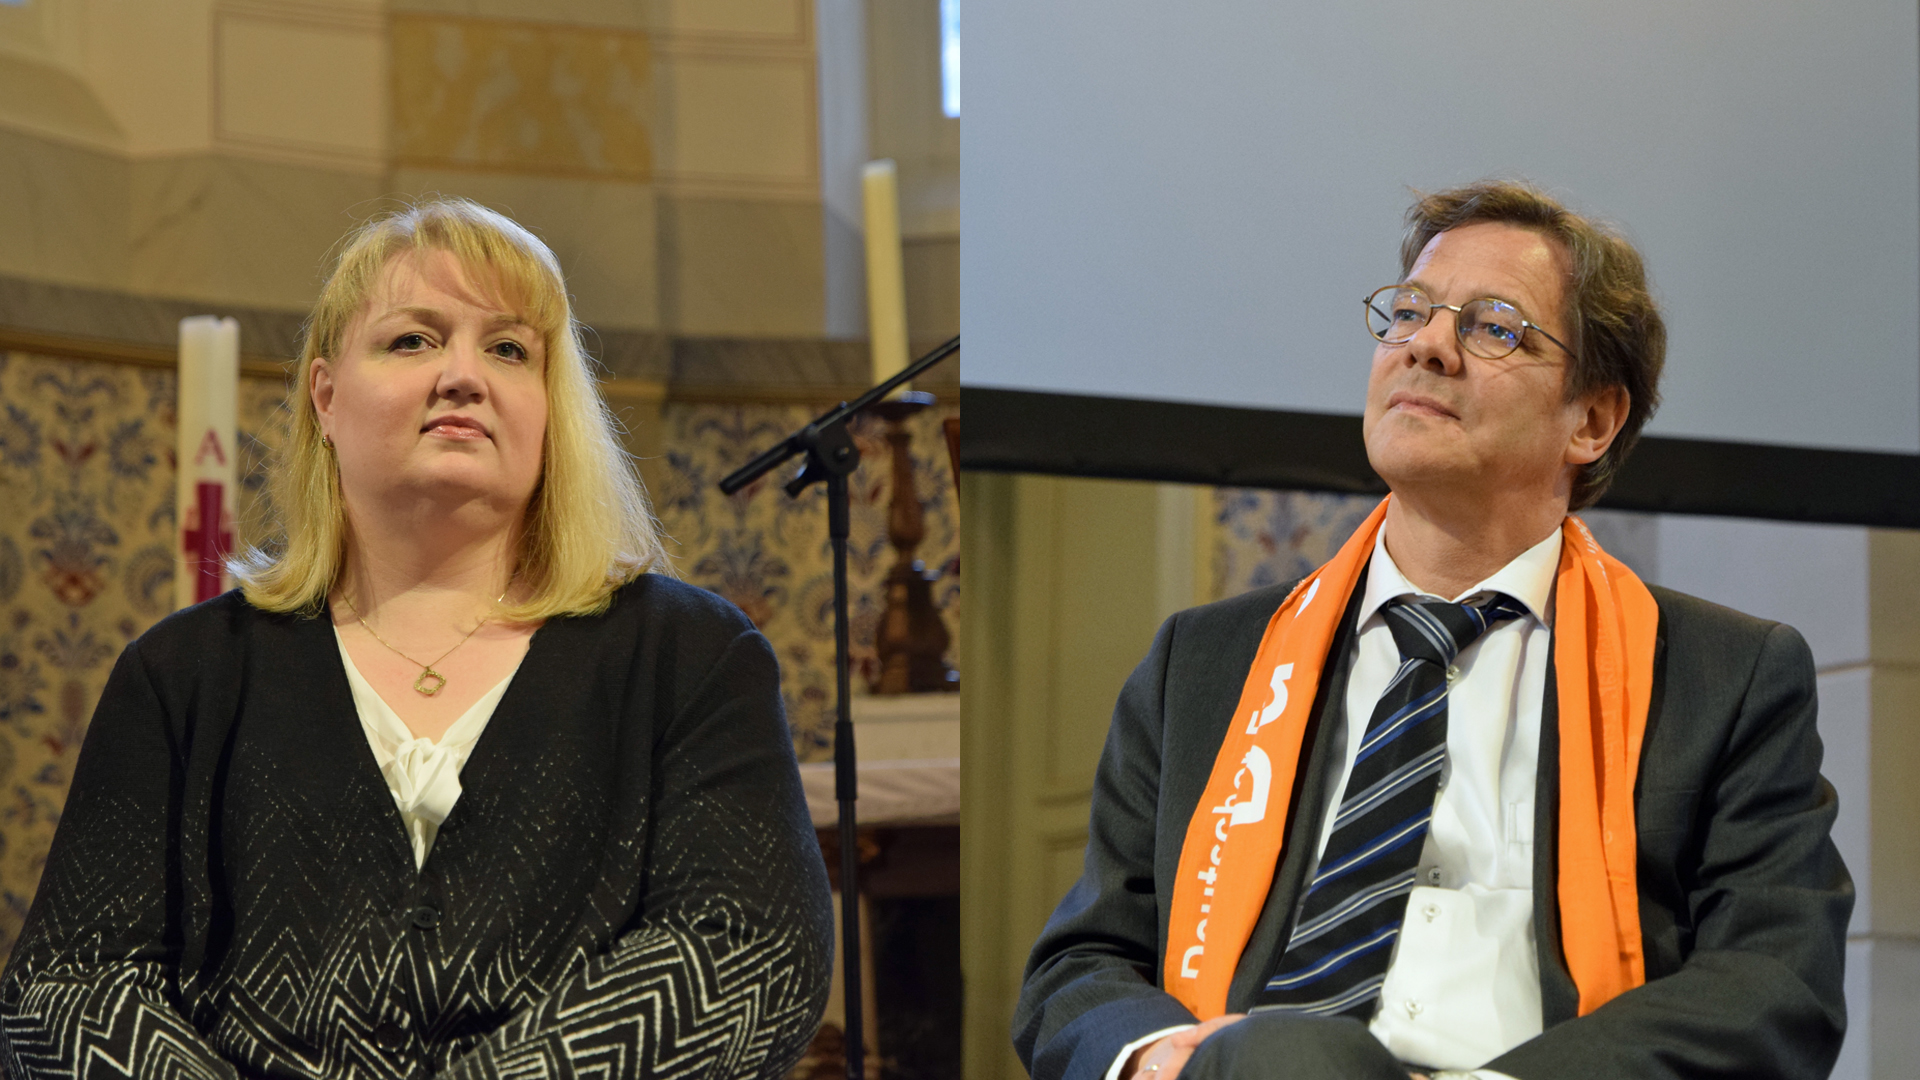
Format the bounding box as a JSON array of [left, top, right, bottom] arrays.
[[1013, 615, 1202, 1080], [1489, 621, 1852, 1080]]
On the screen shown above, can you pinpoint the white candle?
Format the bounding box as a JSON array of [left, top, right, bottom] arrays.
[[863, 159, 910, 389], [176, 316, 240, 610]]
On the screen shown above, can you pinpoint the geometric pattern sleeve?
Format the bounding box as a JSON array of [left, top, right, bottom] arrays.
[[6, 964, 239, 1080], [0, 643, 241, 1080], [438, 910, 822, 1080], [437, 628, 833, 1080]]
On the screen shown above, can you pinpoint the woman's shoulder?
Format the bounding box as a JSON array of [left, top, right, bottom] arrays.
[[593, 574, 758, 637], [547, 576, 761, 665], [126, 589, 302, 663], [534, 576, 770, 695], [101, 591, 319, 713]]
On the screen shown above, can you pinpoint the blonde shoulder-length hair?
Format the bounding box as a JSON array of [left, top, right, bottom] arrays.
[[233, 197, 671, 620]]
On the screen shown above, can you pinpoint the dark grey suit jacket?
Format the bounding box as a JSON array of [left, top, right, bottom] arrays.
[[1013, 579, 1853, 1080]]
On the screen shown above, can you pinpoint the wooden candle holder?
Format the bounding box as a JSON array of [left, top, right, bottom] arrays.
[[867, 392, 957, 695]]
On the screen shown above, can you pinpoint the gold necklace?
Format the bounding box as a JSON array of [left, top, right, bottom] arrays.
[[339, 586, 509, 696]]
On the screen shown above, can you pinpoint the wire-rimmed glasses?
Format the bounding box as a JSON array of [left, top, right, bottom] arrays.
[[1363, 285, 1574, 360]]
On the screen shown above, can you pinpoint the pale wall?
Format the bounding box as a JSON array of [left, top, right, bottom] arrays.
[[0, 0, 927, 344]]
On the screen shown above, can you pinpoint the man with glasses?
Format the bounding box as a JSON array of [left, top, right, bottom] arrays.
[[1014, 181, 1850, 1080]]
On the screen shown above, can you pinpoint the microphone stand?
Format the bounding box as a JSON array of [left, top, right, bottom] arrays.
[[719, 334, 959, 1080]]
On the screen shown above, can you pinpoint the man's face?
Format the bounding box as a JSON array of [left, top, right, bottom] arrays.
[[1362, 221, 1595, 505]]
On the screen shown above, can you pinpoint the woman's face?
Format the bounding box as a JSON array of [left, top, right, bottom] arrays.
[[311, 249, 550, 522]]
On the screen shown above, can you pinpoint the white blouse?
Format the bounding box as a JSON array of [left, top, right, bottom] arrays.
[[332, 626, 518, 868]]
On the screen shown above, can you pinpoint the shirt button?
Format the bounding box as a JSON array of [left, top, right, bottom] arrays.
[[410, 905, 441, 930], [1405, 998, 1423, 1017], [1426, 867, 1443, 886], [1423, 903, 1441, 922], [373, 1021, 406, 1051], [1445, 665, 1461, 683]]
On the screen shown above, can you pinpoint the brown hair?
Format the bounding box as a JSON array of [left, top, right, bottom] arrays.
[[232, 197, 671, 618], [1400, 180, 1665, 510]]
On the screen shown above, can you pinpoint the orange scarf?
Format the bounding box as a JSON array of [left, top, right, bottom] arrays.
[[1164, 497, 1656, 1019]]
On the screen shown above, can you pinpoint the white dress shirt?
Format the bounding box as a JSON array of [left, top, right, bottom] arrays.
[[1320, 526, 1560, 1076], [1110, 527, 1561, 1080], [333, 627, 518, 868]]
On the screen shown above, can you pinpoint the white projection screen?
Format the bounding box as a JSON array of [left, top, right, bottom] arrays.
[[962, 0, 1920, 457]]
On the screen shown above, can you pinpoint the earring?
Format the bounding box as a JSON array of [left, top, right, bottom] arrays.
[[322, 434, 334, 449]]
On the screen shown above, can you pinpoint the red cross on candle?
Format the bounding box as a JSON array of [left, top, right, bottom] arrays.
[[181, 481, 232, 603]]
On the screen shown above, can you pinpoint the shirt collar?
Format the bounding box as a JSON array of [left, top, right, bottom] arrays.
[[1357, 523, 1562, 628]]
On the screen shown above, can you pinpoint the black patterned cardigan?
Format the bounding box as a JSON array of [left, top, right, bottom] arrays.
[[0, 576, 834, 1079]]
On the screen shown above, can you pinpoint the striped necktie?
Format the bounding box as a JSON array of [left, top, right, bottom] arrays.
[[1254, 593, 1530, 1018]]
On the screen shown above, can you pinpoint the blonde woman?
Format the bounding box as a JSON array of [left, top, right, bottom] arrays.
[[0, 200, 832, 1079]]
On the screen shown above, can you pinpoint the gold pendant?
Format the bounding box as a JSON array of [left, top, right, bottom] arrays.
[[414, 667, 448, 696]]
